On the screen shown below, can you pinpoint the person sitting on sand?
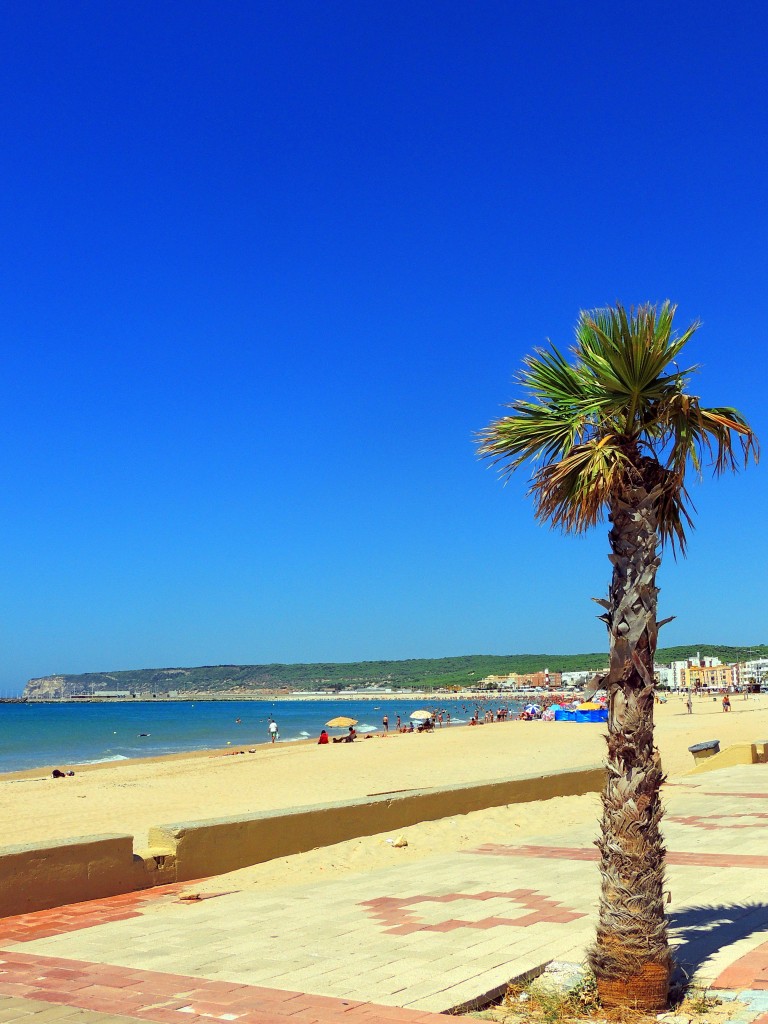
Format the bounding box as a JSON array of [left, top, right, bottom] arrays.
[[318, 729, 329, 744], [337, 726, 357, 742]]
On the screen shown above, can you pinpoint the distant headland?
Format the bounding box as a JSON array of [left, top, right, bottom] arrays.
[[22, 644, 767, 700]]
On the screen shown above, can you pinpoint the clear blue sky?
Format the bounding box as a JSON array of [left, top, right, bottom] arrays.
[[1, 1, 766, 693]]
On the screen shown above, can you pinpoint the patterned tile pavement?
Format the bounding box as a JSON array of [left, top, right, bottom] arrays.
[[1, 764, 768, 1023]]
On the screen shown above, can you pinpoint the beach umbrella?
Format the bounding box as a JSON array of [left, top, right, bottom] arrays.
[[410, 709, 433, 721], [524, 704, 541, 715], [578, 701, 602, 710], [326, 716, 358, 728]]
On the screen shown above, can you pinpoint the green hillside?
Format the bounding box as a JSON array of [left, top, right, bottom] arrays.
[[25, 644, 767, 697]]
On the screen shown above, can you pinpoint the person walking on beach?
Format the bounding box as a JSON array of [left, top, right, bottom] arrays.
[[722, 693, 731, 712], [686, 693, 693, 714], [382, 714, 388, 733], [268, 718, 279, 743]]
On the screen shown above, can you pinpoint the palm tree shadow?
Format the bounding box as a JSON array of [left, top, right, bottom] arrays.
[[669, 902, 768, 992]]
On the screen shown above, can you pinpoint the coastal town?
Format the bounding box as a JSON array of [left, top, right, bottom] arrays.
[[478, 652, 768, 694]]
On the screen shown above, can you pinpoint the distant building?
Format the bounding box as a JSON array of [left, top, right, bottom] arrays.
[[479, 674, 517, 689], [668, 654, 722, 689], [654, 666, 674, 688], [683, 664, 733, 690], [734, 659, 768, 690], [561, 671, 594, 687], [515, 670, 563, 689]]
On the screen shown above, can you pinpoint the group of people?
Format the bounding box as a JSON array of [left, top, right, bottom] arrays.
[[317, 726, 358, 744]]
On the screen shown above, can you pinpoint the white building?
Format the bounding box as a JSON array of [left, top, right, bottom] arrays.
[[561, 671, 595, 688], [654, 666, 674, 688], [735, 659, 768, 689]]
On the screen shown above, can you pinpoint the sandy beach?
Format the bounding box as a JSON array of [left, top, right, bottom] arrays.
[[5, 692, 766, 857]]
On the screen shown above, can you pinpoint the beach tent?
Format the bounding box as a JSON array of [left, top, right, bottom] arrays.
[[554, 707, 608, 723]]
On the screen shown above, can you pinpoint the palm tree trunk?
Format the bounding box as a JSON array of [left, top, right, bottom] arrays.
[[589, 479, 671, 1010]]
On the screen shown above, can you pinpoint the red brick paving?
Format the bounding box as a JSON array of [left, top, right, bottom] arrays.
[[471, 844, 768, 869], [0, 951, 452, 1024], [360, 889, 585, 935], [714, 940, 768, 989], [0, 883, 195, 943], [669, 813, 768, 830], [704, 793, 768, 799]]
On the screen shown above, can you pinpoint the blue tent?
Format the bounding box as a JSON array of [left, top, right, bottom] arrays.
[[554, 708, 607, 723]]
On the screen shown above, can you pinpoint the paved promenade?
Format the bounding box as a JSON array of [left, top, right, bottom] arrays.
[[1, 765, 768, 1024]]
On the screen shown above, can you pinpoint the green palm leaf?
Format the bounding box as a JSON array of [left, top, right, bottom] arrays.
[[478, 302, 759, 548]]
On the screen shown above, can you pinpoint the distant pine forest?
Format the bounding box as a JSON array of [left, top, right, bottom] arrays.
[[26, 644, 768, 697]]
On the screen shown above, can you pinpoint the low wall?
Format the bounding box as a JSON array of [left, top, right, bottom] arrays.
[[0, 764, 603, 917], [149, 765, 604, 881], [0, 835, 176, 917], [689, 741, 767, 774]]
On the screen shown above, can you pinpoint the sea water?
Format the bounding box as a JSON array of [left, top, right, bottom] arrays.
[[0, 696, 522, 773]]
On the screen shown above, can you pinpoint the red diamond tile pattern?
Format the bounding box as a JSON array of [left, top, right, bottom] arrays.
[[360, 889, 585, 935], [0, 950, 454, 1024]]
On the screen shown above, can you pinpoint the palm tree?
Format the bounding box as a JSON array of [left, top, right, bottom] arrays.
[[477, 303, 758, 1010]]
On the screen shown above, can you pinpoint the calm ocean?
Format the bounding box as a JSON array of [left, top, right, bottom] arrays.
[[0, 696, 523, 773]]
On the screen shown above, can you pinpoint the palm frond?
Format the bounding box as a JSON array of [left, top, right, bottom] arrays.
[[529, 437, 628, 533], [477, 301, 759, 549]]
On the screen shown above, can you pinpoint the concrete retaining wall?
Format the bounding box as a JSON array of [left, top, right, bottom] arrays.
[[151, 766, 604, 881], [0, 834, 177, 917], [689, 742, 767, 774], [0, 764, 603, 917]]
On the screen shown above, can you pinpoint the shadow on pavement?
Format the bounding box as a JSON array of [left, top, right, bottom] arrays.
[[670, 902, 768, 989]]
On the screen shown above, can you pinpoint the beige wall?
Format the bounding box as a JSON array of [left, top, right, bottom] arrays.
[[149, 766, 605, 882], [0, 765, 603, 918], [0, 834, 177, 918], [689, 741, 767, 774]]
